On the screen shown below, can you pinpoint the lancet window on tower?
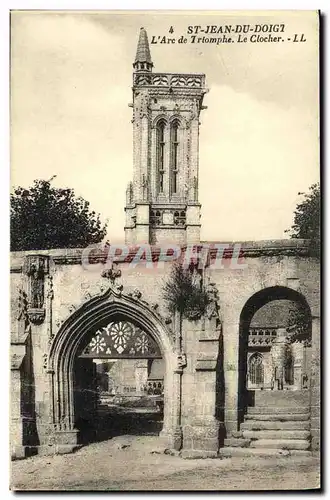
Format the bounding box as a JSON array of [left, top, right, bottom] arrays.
[[170, 120, 180, 196], [156, 120, 166, 194]]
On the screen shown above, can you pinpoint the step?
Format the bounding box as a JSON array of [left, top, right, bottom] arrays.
[[249, 390, 310, 407], [223, 437, 251, 448], [241, 420, 310, 431], [247, 406, 309, 415], [245, 413, 310, 421], [242, 430, 310, 440], [218, 447, 312, 458], [250, 439, 310, 450]]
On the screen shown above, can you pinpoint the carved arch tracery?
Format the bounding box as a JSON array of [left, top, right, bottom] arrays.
[[152, 114, 168, 128], [47, 285, 176, 433]]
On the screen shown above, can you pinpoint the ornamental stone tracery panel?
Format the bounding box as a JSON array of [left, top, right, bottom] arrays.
[[79, 320, 162, 359], [150, 208, 186, 227]]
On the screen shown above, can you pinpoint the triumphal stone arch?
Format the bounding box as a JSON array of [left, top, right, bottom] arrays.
[[10, 28, 320, 459]]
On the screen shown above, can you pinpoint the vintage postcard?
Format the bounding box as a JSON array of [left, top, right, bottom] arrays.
[[10, 10, 320, 491]]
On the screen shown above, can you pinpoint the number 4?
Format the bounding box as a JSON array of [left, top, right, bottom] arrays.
[[169, 26, 174, 34]]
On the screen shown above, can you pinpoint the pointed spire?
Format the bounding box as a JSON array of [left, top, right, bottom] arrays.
[[135, 27, 152, 63], [133, 27, 153, 72]]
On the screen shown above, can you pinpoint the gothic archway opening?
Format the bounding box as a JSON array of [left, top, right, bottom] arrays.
[[73, 315, 165, 445], [238, 286, 312, 426], [48, 289, 176, 453]]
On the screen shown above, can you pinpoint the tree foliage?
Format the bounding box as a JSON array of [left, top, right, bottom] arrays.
[[287, 303, 312, 347], [11, 178, 108, 251], [162, 262, 209, 320], [286, 183, 320, 254]]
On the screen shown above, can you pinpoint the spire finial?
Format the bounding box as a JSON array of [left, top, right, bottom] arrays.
[[134, 27, 153, 72]]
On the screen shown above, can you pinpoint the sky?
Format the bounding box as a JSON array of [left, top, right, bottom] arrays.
[[10, 10, 319, 242]]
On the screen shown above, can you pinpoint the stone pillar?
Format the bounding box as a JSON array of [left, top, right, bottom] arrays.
[[171, 367, 183, 451], [310, 316, 320, 451], [135, 360, 148, 394], [11, 283, 41, 458], [158, 359, 175, 448], [183, 369, 219, 454], [140, 115, 149, 199], [270, 327, 288, 391], [135, 203, 150, 244], [188, 117, 199, 200], [185, 113, 201, 244], [168, 312, 184, 451], [186, 204, 201, 244], [11, 364, 26, 459], [124, 207, 135, 246], [53, 428, 80, 455], [150, 126, 157, 200], [11, 342, 39, 459], [292, 341, 304, 390], [225, 365, 239, 434], [223, 321, 239, 434], [182, 317, 222, 455], [179, 124, 188, 200], [159, 357, 184, 450], [50, 368, 79, 455]]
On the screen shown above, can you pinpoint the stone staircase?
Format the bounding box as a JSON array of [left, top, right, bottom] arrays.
[[219, 390, 311, 457]]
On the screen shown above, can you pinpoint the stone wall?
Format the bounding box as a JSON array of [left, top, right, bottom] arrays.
[[207, 248, 319, 437], [10, 240, 320, 457]]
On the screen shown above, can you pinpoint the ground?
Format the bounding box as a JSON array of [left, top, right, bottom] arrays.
[[11, 436, 320, 491]]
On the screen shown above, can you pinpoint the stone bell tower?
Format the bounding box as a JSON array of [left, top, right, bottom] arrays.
[[124, 27, 208, 246]]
